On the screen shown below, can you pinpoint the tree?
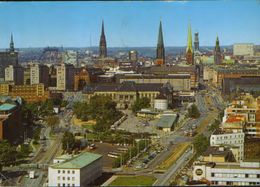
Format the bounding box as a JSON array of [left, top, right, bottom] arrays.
[[62, 131, 75, 152], [208, 119, 221, 132], [188, 104, 201, 118], [193, 134, 209, 155], [46, 115, 60, 130], [132, 97, 151, 113], [0, 141, 18, 169]]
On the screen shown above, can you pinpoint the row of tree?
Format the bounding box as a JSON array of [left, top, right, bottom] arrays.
[[113, 140, 148, 168]]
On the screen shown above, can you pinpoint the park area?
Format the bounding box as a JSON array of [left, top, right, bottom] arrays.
[[109, 175, 156, 186]]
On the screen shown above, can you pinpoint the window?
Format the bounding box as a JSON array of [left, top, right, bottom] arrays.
[[72, 185, 75, 187], [63, 177, 65, 180], [72, 171, 75, 174], [72, 177, 75, 181], [58, 184, 60, 187], [63, 184, 65, 187], [68, 184, 70, 187], [245, 174, 249, 178], [257, 174, 260, 178], [67, 177, 70, 180], [67, 170, 70, 174], [63, 170, 65, 174], [58, 170, 61, 174], [211, 173, 215, 177]]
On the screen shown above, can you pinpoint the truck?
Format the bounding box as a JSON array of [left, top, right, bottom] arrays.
[[29, 171, 35, 179]]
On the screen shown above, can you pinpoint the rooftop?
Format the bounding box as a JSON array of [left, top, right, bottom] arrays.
[[0, 103, 16, 111], [157, 114, 178, 128], [225, 115, 246, 123], [50, 152, 102, 169]]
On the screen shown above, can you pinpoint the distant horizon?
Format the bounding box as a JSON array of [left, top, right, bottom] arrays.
[[1, 1, 260, 48]]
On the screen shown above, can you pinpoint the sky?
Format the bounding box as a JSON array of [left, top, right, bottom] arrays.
[[0, 1, 260, 48]]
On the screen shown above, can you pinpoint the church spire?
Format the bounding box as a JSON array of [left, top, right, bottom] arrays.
[[156, 21, 165, 65], [214, 35, 222, 65], [186, 23, 193, 53], [10, 33, 15, 52], [186, 23, 194, 65], [99, 20, 107, 58]]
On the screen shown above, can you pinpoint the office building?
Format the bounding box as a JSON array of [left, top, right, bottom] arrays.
[[48, 152, 103, 187], [192, 161, 260, 186], [0, 35, 18, 79]]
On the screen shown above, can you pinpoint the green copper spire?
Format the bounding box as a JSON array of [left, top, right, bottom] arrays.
[[186, 23, 193, 53], [157, 21, 164, 47], [156, 21, 165, 62]]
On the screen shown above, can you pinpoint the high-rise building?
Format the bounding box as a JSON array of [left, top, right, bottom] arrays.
[[156, 21, 165, 65], [186, 24, 194, 65], [4, 65, 24, 85], [0, 35, 18, 79], [214, 36, 222, 65], [194, 32, 199, 52], [99, 20, 107, 58], [56, 64, 66, 91], [30, 64, 49, 87]]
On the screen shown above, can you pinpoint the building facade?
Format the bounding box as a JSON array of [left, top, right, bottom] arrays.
[[192, 161, 260, 186], [0, 101, 22, 143], [48, 152, 103, 187], [233, 43, 254, 56]]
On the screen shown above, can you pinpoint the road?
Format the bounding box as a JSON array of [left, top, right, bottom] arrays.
[[19, 109, 72, 187], [153, 149, 193, 186]]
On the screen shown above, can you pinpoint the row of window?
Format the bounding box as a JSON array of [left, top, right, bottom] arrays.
[[58, 170, 75, 174], [211, 173, 260, 178], [57, 183, 75, 187], [57, 176, 75, 181]]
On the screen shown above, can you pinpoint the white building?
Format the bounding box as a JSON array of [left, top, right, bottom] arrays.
[[193, 161, 260, 186], [48, 152, 103, 187], [210, 129, 245, 161], [63, 50, 78, 66], [233, 43, 254, 56], [4, 65, 14, 82]]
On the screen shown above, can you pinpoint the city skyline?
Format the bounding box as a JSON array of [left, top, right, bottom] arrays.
[[0, 1, 260, 48]]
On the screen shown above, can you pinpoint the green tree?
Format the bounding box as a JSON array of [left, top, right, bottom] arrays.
[[132, 97, 151, 113], [193, 134, 209, 155], [188, 104, 201, 118], [0, 140, 18, 169], [46, 115, 60, 130], [208, 119, 221, 132], [62, 131, 75, 152]]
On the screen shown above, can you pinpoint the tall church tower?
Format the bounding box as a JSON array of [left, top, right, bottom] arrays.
[[194, 32, 199, 52], [186, 23, 194, 65], [10, 34, 15, 52], [156, 21, 165, 65], [214, 36, 222, 65], [99, 20, 107, 58]]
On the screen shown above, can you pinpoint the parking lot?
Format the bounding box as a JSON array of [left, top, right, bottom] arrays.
[[85, 142, 129, 168]]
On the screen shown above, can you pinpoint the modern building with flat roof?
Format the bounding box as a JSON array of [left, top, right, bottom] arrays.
[[192, 161, 260, 186], [48, 152, 103, 187], [156, 113, 178, 132]]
